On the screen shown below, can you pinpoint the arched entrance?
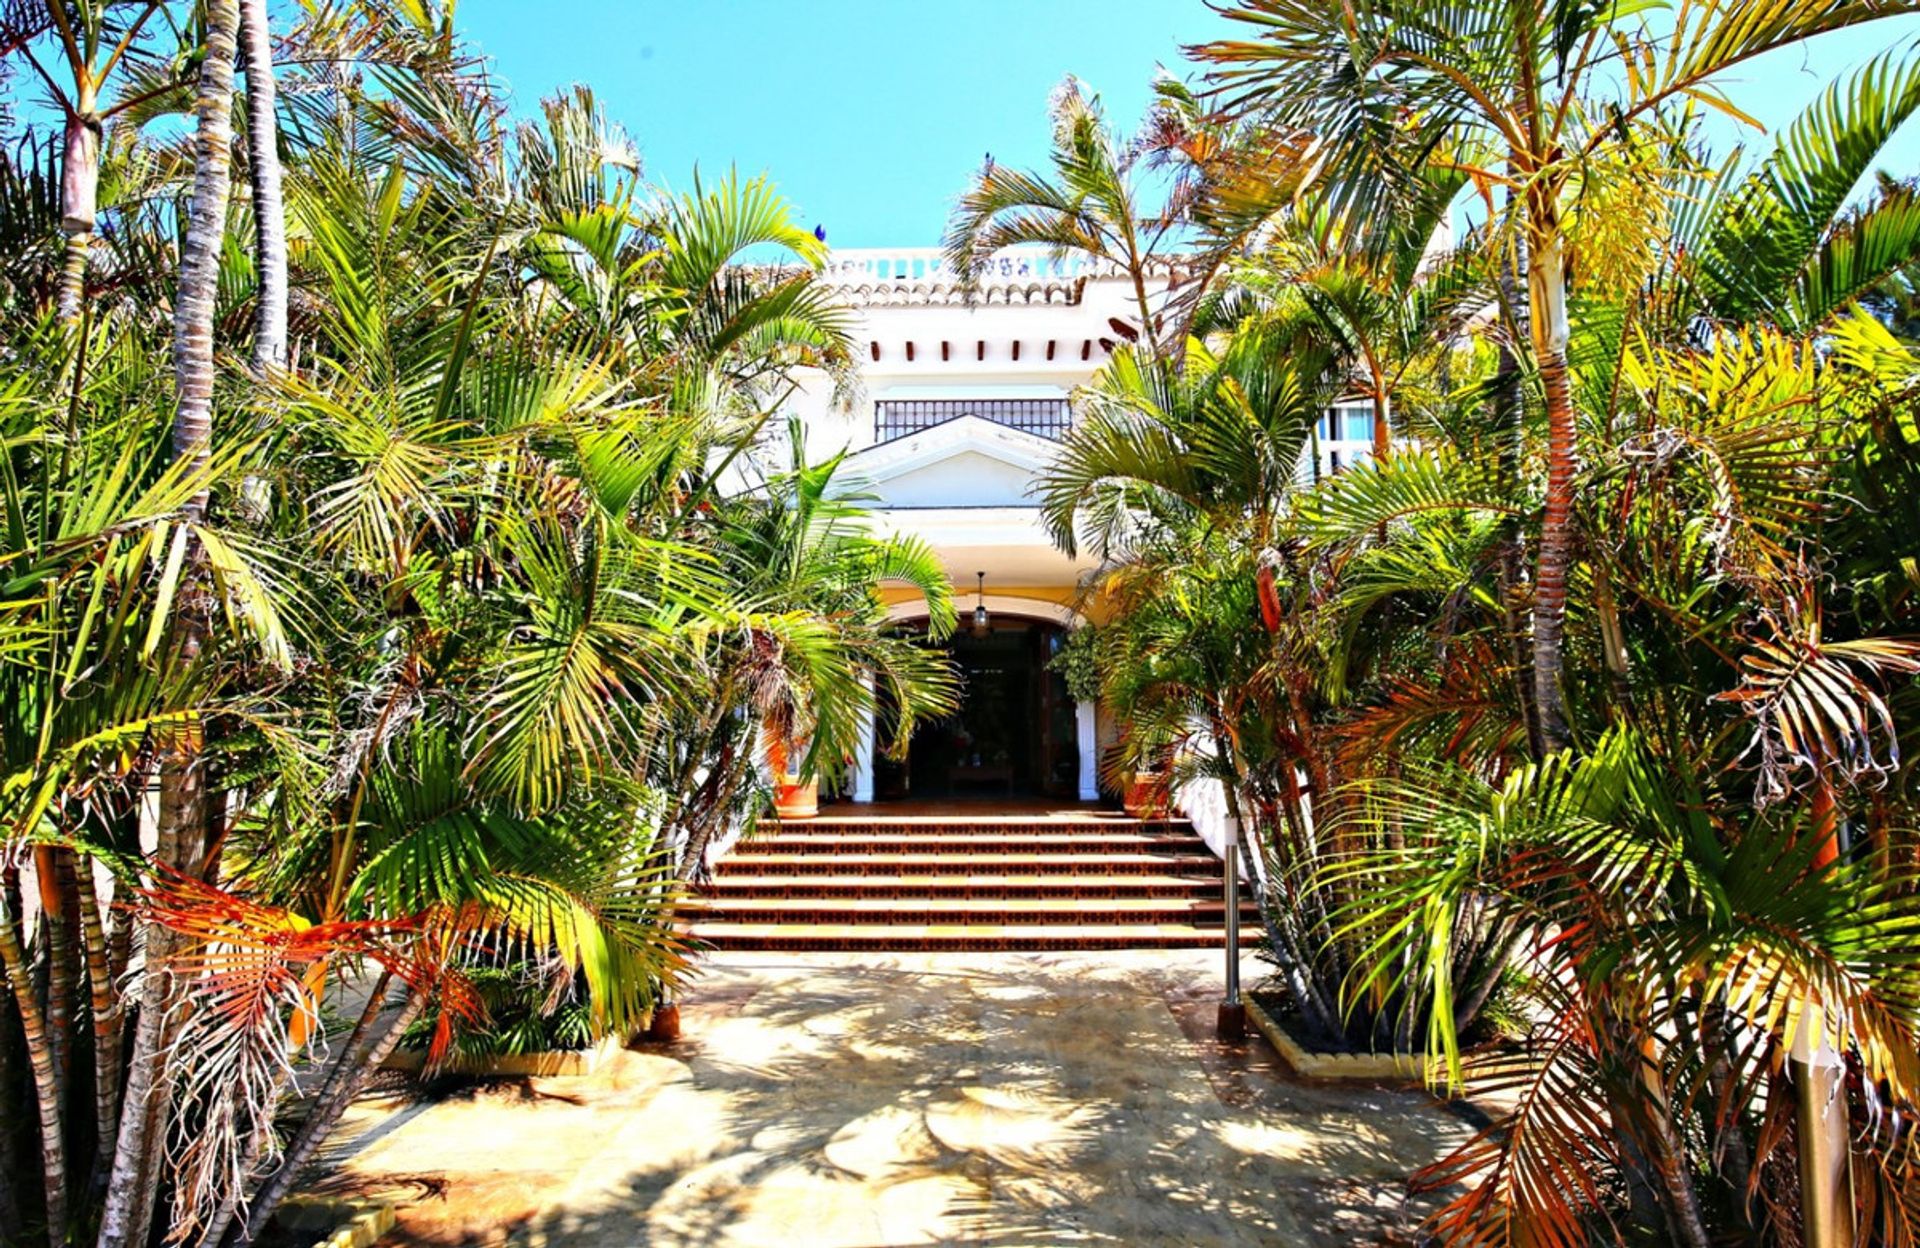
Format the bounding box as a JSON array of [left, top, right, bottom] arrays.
[[856, 598, 1099, 803]]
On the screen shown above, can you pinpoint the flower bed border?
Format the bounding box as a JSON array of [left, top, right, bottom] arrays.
[[1244, 994, 1431, 1082], [274, 1196, 397, 1248], [381, 1011, 651, 1079]]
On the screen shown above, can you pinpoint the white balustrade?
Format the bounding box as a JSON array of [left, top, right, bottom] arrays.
[[821, 247, 1123, 284]]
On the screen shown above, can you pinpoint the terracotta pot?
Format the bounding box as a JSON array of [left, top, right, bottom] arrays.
[[774, 774, 818, 820], [1123, 771, 1171, 819]]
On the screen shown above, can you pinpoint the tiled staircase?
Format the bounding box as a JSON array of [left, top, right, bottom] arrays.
[[686, 810, 1259, 951]]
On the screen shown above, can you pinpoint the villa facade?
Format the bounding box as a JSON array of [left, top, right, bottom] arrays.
[[782, 248, 1378, 806]]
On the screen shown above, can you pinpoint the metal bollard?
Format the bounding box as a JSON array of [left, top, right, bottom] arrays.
[[1218, 815, 1246, 1040]]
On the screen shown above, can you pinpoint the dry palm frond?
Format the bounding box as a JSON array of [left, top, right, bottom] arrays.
[[140, 869, 478, 1243], [1715, 594, 1920, 806]]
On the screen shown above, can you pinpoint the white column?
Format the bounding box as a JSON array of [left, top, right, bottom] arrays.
[[851, 677, 877, 803], [1075, 698, 1099, 802]]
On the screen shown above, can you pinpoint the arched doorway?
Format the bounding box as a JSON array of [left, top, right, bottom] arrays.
[[861, 598, 1099, 804]]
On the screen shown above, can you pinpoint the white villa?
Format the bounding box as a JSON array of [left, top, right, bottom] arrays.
[[781, 247, 1380, 807]]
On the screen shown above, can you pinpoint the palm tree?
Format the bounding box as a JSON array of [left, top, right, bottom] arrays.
[[1669, 45, 1920, 335], [97, 3, 241, 1243], [659, 423, 959, 885], [1266, 57, 1920, 1244], [239, 0, 287, 371], [1196, 0, 1920, 752], [1038, 332, 1331, 559], [944, 78, 1178, 354], [1191, 189, 1488, 461], [510, 91, 855, 410], [0, 0, 184, 322]]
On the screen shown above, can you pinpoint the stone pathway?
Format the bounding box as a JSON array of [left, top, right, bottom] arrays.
[[305, 952, 1470, 1247]]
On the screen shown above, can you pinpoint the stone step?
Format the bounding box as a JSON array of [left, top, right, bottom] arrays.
[[716, 852, 1225, 877], [698, 807, 1238, 953], [684, 896, 1259, 925], [683, 922, 1261, 952], [769, 815, 1191, 834], [743, 832, 1203, 856], [704, 873, 1226, 899]]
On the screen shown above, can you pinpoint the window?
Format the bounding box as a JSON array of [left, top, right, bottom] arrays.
[[1323, 404, 1372, 443]]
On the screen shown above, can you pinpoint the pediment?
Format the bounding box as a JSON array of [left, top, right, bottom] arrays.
[[844, 415, 1059, 484]]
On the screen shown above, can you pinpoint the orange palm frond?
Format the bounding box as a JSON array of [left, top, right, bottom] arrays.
[[1416, 961, 1623, 1248], [1338, 636, 1527, 771], [137, 869, 482, 1241]]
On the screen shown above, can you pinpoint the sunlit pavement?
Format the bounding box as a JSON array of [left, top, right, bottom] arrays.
[[307, 952, 1471, 1247]]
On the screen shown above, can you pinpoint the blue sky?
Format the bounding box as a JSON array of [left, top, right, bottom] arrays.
[[459, 0, 1218, 247], [475, 5, 1917, 248], [5, 3, 1913, 244]]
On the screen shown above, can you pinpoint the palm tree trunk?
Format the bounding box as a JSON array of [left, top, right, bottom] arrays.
[[56, 114, 101, 324], [98, 6, 241, 1244], [1639, 1037, 1714, 1248], [73, 864, 119, 1185], [1448, 902, 1518, 1038], [239, 0, 288, 373], [673, 702, 741, 885], [57, 233, 93, 324], [230, 986, 425, 1247], [1222, 717, 1343, 1038], [0, 906, 67, 1248], [1494, 233, 1542, 758], [1, 861, 27, 1232], [1129, 265, 1160, 359], [1526, 227, 1576, 752], [96, 790, 197, 1248], [32, 848, 75, 1103], [170, 0, 242, 498]]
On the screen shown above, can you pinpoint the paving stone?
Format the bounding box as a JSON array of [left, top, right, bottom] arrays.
[[299, 951, 1468, 1246]]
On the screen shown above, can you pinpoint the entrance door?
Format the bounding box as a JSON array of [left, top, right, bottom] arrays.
[[875, 617, 1078, 801]]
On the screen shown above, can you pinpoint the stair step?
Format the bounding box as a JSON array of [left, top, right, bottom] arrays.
[[705, 874, 1224, 899], [717, 852, 1224, 877], [699, 808, 1237, 951], [685, 896, 1258, 925], [684, 922, 1261, 952], [771, 815, 1190, 832], [745, 832, 1202, 855]]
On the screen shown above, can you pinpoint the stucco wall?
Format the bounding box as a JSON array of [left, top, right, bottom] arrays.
[[877, 583, 1109, 625], [874, 451, 1039, 508]]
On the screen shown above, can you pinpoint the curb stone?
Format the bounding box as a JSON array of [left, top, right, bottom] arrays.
[[1245, 995, 1431, 1081], [273, 1197, 397, 1248]]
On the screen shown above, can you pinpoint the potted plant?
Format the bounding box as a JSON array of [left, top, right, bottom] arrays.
[[1120, 729, 1179, 818], [1123, 765, 1174, 819], [765, 717, 818, 820]]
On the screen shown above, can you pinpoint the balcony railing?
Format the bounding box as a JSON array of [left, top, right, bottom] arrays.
[[875, 398, 1073, 444], [825, 248, 1116, 284]]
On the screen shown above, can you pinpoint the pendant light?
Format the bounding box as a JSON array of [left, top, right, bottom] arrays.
[[972, 571, 990, 636]]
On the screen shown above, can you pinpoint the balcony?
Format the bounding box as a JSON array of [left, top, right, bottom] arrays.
[[817, 247, 1190, 307], [874, 397, 1073, 444], [825, 247, 1114, 284]]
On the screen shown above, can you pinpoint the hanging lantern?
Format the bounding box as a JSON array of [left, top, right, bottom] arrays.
[[972, 571, 990, 636]]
